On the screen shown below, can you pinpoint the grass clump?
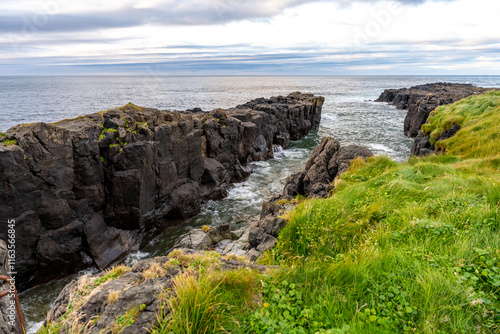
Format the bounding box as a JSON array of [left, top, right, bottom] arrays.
[[234, 93, 500, 333], [112, 304, 146, 334], [152, 267, 261, 334], [1, 139, 17, 147], [421, 90, 500, 158]]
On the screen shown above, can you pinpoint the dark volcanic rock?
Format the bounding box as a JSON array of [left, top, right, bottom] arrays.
[[283, 137, 373, 198], [410, 124, 461, 157], [0, 93, 324, 290], [375, 83, 491, 138]]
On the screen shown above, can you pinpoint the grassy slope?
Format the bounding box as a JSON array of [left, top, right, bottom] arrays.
[[48, 93, 499, 334], [236, 91, 500, 334]]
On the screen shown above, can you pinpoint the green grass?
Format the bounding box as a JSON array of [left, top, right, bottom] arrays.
[[235, 92, 500, 333], [422, 90, 500, 158], [151, 253, 261, 334], [1, 139, 17, 147], [112, 304, 146, 333], [243, 155, 500, 333]]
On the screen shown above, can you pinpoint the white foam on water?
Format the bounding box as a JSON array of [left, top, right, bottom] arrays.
[[124, 250, 150, 267], [367, 143, 395, 154], [27, 321, 43, 334]]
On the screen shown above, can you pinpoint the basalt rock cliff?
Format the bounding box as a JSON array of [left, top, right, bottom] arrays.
[[283, 137, 373, 198], [376, 82, 494, 156], [0, 92, 324, 290], [375, 83, 490, 138]]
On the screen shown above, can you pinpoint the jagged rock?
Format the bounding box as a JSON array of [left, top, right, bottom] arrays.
[[284, 137, 373, 198], [256, 235, 277, 253], [410, 124, 461, 156], [44, 251, 270, 334], [83, 213, 141, 269], [207, 224, 232, 244], [173, 229, 212, 250], [260, 201, 283, 219], [0, 93, 324, 290], [375, 83, 491, 138]]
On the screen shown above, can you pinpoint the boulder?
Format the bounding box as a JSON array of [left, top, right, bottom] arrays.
[[173, 229, 212, 250], [284, 137, 373, 198]]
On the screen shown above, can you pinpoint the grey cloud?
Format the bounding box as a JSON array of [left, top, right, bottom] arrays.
[[0, 0, 457, 34]]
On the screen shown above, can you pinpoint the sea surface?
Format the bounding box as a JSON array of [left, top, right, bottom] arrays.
[[2, 75, 499, 333]]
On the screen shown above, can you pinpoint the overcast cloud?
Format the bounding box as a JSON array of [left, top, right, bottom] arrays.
[[0, 0, 498, 75]]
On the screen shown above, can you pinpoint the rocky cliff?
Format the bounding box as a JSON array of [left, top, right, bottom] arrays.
[[283, 137, 373, 198], [375, 83, 490, 138], [0, 92, 324, 290]]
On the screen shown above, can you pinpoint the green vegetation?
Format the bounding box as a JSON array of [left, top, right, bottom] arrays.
[[1, 139, 17, 147], [112, 304, 146, 333], [38, 265, 131, 334], [150, 250, 261, 334], [152, 268, 261, 334], [422, 90, 500, 158], [240, 92, 500, 333], [153, 92, 500, 333]]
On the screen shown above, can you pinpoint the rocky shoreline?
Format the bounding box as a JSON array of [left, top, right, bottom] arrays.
[[7, 83, 495, 333], [375, 82, 491, 138], [375, 82, 494, 156], [37, 136, 375, 334], [0, 92, 324, 291]]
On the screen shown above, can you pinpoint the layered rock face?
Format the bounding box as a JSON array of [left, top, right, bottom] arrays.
[[283, 137, 373, 198], [375, 83, 490, 138], [0, 92, 324, 290]]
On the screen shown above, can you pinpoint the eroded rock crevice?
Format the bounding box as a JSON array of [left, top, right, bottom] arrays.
[[0, 92, 324, 290]]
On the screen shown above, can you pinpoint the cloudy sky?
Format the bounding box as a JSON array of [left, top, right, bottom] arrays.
[[0, 0, 498, 75]]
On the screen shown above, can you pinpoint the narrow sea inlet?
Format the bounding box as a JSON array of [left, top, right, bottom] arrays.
[[4, 75, 499, 333]]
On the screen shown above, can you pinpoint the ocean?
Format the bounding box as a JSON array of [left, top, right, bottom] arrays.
[[2, 75, 499, 333]]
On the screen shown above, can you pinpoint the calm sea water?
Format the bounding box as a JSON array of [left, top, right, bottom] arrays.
[[3, 75, 499, 333]]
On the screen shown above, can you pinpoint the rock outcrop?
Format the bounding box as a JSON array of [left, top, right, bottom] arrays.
[[172, 202, 289, 262], [0, 92, 324, 290], [283, 137, 373, 198], [173, 137, 373, 261], [375, 83, 491, 138], [410, 124, 461, 157], [43, 250, 269, 334]]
